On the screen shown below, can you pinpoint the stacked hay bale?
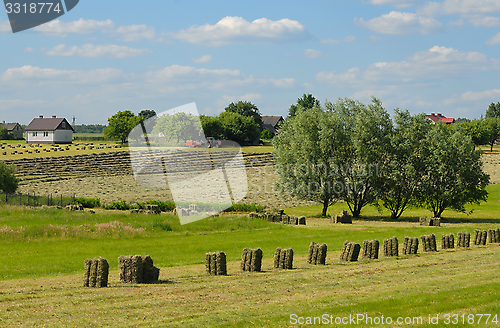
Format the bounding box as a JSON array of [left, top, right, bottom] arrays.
[[307, 242, 327, 265], [383, 237, 399, 257], [83, 257, 109, 288], [473, 230, 487, 246], [419, 217, 441, 226], [340, 241, 361, 262], [145, 204, 161, 214], [119, 255, 160, 283], [487, 228, 500, 243], [420, 234, 437, 252], [298, 217, 306, 225], [330, 210, 352, 224], [441, 233, 455, 249], [403, 237, 419, 255], [241, 248, 263, 272], [205, 251, 227, 276], [361, 240, 379, 260], [274, 247, 293, 269], [457, 232, 471, 248]]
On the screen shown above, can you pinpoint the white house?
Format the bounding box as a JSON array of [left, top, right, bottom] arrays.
[[25, 115, 73, 144]]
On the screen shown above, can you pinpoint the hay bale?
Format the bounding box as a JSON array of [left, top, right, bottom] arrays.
[[284, 248, 294, 269], [83, 258, 92, 287], [409, 237, 419, 254], [311, 242, 319, 265], [88, 259, 98, 287], [205, 253, 212, 274], [279, 248, 287, 269], [341, 240, 350, 259], [142, 255, 160, 283], [216, 251, 227, 276], [251, 248, 263, 272], [96, 257, 109, 288], [333, 210, 352, 224], [307, 242, 316, 264], [241, 248, 250, 271], [481, 230, 487, 245], [274, 247, 282, 269], [391, 237, 398, 257], [341, 241, 360, 262], [298, 216, 306, 225], [245, 248, 252, 271], [317, 243, 327, 265], [465, 232, 470, 247], [210, 253, 217, 276]]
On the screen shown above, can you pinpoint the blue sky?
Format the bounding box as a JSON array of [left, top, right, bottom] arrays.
[[1, 0, 499, 125]]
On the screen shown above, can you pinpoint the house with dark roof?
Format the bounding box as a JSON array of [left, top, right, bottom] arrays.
[[0, 121, 23, 139], [426, 113, 455, 124], [25, 115, 73, 144], [262, 115, 284, 134]]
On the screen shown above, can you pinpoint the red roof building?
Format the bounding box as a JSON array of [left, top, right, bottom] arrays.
[[426, 113, 455, 124]]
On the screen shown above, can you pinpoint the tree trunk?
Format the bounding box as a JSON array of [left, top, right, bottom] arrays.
[[322, 200, 328, 217]]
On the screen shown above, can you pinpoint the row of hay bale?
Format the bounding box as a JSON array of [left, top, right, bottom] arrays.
[[274, 248, 294, 269], [361, 240, 379, 260], [241, 248, 263, 272], [83, 257, 109, 288], [474, 230, 488, 246], [441, 233, 455, 249], [488, 228, 500, 243], [248, 210, 306, 225], [307, 242, 327, 265], [421, 234, 438, 252], [118, 255, 160, 283], [457, 232, 471, 248], [205, 251, 227, 276], [403, 237, 418, 255], [384, 237, 399, 257], [419, 217, 441, 226], [340, 241, 361, 262], [330, 210, 352, 224]]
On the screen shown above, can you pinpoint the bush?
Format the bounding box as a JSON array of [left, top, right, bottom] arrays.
[[74, 197, 101, 208], [104, 200, 130, 211], [0, 162, 18, 193], [223, 203, 264, 213]]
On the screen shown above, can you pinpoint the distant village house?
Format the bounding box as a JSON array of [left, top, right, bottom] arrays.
[[426, 113, 455, 125], [25, 115, 73, 144], [0, 121, 23, 139], [262, 116, 284, 134]]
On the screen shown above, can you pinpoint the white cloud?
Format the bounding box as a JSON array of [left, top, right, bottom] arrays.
[[468, 16, 500, 27], [419, 0, 500, 16], [44, 44, 150, 58], [316, 46, 498, 86], [356, 11, 443, 34], [461, 89, 500, 101], [145, 65, 241, 81], [486, 32, 500, 45], [0, 99, 47, 110], [192, 55, 212, 64], [217, 93, 263, 108], [365, 0, 419, 8], [0, 65, 128, 84], [24, 47, 35, 53], [0, 20, 11, 33], [304, 49, 324, 58], [320, 35, 356, 44], [113, 24, 166, 43], [34, 18, 115, 34], [172, 16, 311, 46]]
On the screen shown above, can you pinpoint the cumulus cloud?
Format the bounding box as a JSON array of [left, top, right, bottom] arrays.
[[172, 16, 311, 46], [320, 36, 356, 44], [0, 65, 129, 84], [365, 0, 419, 8], [304, 49, 323, 58], [461, 88, 500, 101], [192, 55, 213, 64], [356, 11, 443, 34], [44, 44, 150, 58], [419, 0, 500, 16], [486, 32, 500, 45], [316, 46, 498, 86], [0, 20, 11, 33], [113, 24, 166, 42], [34, 18, 115, 34], [24, 47, 35, 53], [468, 16, 500, 27]]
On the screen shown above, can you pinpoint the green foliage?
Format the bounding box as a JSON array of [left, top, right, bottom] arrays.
[[418, 122, 489, 217], [73, 124, 106, 134], [133, 200, 176, 212], [225, 101, 263, 129], [199, 115, 223, 139], [218, 112, 260, 143], [73, 197, 101, 208], [223, 203, 264, 213], [455, 117, 500, 151], [288, 93, 320, 118], [260, 129, 273, 139], [0, 162, 18, 194], [138, 109, 156, 120], [153, 112, 203, 144], [0, 127, 14, 140], [485, 101, 500, 118], [104, 110, 142, 144], [104, 200, 130, 210]]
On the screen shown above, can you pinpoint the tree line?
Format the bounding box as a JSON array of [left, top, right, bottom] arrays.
[[273, 97, 489, 219]]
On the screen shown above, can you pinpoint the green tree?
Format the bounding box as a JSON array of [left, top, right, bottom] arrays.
[[138, 109, 157, 120], [217, 112, 260, 144], [0, 127, 13, 140], [485, 102, 500, 118], [261, 129, 273, 139], [153, 112, 203, 143], [104, 110, 141, 144], [274, 105, 348, 216], [381, 110, 431, 220], [484, 118, 500, 152], [200, 115, 222, 139], [455, 119, 489, 146], [288, 93, 320, 118], [418, 122, 489, 218], [0, 162, 18, 193], [224, 101, 263, 129]]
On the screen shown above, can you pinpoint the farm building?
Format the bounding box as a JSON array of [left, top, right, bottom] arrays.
[[0, 121, 23, 139], [25, 115, 73, 144], [262, 116, 284, 134], [426, 113, 455, 125]]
